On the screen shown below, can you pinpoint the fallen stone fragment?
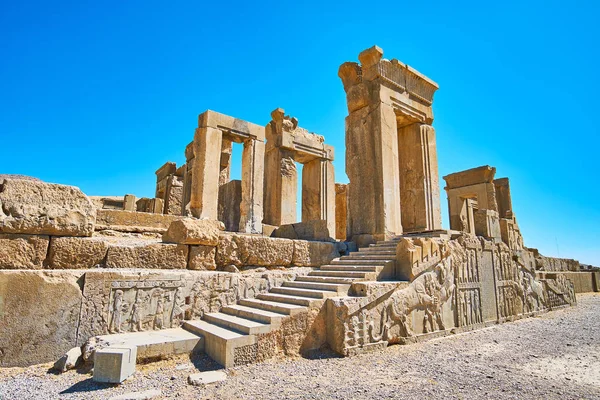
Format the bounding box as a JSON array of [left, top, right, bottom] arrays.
[[162, 218, 224, 246], [187, 370, 228, 386], [53, 346, 82, 373], [109, 389, 162, 400]]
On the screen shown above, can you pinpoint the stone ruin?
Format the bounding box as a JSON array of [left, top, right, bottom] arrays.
[[0, 45, 597, 383]]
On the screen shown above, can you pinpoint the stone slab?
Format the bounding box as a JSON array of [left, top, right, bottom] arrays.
[[105, 241, 188, 269], [96, 209, 184, 233], [0, 178, 96, 236], [188, 370, 227, 386], [292, 240, 338, 267]]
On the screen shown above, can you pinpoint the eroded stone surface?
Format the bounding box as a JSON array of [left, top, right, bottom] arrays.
[[0, 233, 49, 269], [47, 236, 109, 269], [216, 234, 294, 268], [0, 178, 96, 236], [106, 241, 188, 269], [96, 210, 184, 233], [292, 240, 338, 267], [188, 245, 217, 270], [0, 270, 84, 367]]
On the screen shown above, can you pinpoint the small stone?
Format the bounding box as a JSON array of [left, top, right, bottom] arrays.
[[188, 370, 228, 386], [53, 346, 82, 373]]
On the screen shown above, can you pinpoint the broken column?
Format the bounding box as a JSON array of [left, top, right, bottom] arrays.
[[338, 46, 441, 242], [264, 108, 336, 237]]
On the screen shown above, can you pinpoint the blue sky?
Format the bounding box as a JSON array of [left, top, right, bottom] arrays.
[[1, 1, 598, 265]]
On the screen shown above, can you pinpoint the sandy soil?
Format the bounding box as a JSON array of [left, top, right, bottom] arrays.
[[1, 293, 599, 400]]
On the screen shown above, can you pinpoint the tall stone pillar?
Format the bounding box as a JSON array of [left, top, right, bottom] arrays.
[[263, 148, 297, 226], [302, 159, 336, 238], [339, 46, 440, 243], [190, 127, 223, 219], [397, 123, 442, 232], [340, 49, 402, 241], [239, 138, 265, 233]]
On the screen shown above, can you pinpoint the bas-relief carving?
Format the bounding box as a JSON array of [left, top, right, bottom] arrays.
[[330, 234, 578, 356], [341, 256, 456, 354], [77, 271, 296, 342]]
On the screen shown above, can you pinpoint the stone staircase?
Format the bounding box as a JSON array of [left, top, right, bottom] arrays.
[[181, 240, 399, 367]]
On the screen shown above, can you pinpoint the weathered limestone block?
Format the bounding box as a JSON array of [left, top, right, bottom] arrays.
[[162, 218, 224, 246], [106, 241, 188, 269], [188, 245, 217, 270], [395, 237, 446, 280], [0, 233, 49, 269], [0, 270, 84, 367], [47, 236, 109, 269], [272, 220, 332, 241], [96, 209, 184, 233], [216, 234, 294, 268], [0, 178, 96, 236], [292, 240, 338, 267]]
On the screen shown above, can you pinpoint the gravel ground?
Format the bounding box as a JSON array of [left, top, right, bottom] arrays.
[[1, 293, 599, 400]]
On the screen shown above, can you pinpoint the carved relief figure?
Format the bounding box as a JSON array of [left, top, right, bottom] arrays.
[[130, 290, 146, 332], [154, 292, 165, 330], [109, 290, 126, 333]]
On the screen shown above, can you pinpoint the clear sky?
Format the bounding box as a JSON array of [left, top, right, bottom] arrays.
[[1, 1, 598, 265]]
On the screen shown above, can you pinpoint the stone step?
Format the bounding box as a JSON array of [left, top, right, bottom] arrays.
[[182, 320, 255, 368], [308, 270, 371, 278], [320, 264, 381, 272], [92, 328, 204, 363], [257, 293, 322, 307], [358, 248, 396, 254], [340, 254, 396, 261], [221, 304, 287, 326], [369, 243, 397, 248], [270, 286, 338, 299], [295, 275, 358, 285], [284, 280, 350, 293], [331, 258, 390, 266], [239, 298, 306, 316], [204, 312, 272, 335]]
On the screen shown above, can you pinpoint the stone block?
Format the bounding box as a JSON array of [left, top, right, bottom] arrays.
[[292, 240, 338, 267], [0, 178, 96, 236], [0, 233, 49, 269], [47, 236, 109, 269], [106, 241, 188, 269], [272, 220, 332, 241], [474, 209, 502, 242], [53, 346, 82, 372], [335, 183, 347, 240], [0, 270, 84, 367], [216, 234, 294, 268], [188, 370, 227, 386], [262, 224, 278, 237], [95, 209, 184, 233], [162, 218, 224, 246], [188, 245, 217, 270], [93, 345, 137, 383]]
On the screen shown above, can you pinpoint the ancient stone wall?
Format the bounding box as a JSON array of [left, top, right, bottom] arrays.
[[326, 234, 577, 356]]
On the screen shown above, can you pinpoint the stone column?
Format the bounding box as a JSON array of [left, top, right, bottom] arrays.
[[190, 127, 223, 219], [397, 123, 442, 232], [301, 159, 336, 238], [239, 139, 265, 233], [335, 184, 348, 240], [493, 178, 513, 219], [341, 66, 402, 241], [263, 148, 297, 226]]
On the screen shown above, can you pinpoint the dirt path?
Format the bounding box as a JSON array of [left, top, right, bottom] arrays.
[[2, 293, 599, 400]]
